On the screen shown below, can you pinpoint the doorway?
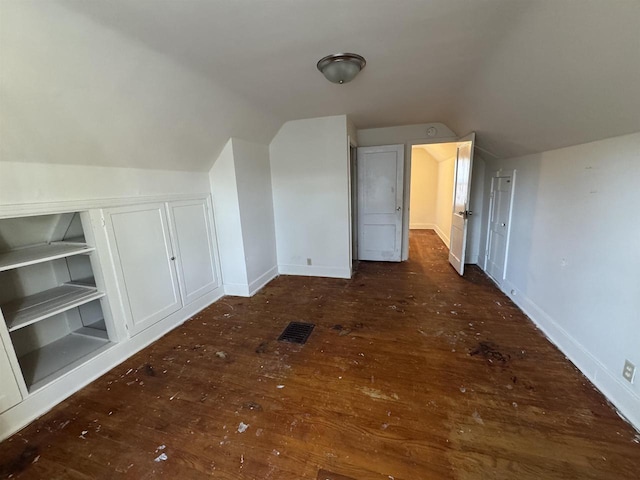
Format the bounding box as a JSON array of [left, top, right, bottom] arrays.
[[408, 142, 458, 254]]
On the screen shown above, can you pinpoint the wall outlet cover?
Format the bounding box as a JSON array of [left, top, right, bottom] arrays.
[[622, 359, 635, 383]]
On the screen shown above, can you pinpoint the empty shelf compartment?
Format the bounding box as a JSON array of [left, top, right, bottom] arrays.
[[3, 284, 106, 332], [0, 242, 95, 272], [18, 332, 111, 392]]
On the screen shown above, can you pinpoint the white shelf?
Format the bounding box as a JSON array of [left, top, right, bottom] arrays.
[[3, 284, 106, 332], [75, 318, 109, 340], [0, 241, 95, 272], [19, 332, 111, 392]]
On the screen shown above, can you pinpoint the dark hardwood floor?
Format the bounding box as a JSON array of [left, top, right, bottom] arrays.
[[1, 230, 639, 479]]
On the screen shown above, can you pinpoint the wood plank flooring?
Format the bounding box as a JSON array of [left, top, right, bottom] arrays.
[[1, 230, 639, 479]]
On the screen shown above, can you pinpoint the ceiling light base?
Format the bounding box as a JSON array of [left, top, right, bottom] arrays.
[[317, 53, 366, 84]]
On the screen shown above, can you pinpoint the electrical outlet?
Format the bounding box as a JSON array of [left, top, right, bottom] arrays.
[[306, 258, 312, 266], [622, 360, 636, 383]]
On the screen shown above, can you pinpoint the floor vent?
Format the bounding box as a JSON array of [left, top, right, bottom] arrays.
[[278, 322, 315, 344]]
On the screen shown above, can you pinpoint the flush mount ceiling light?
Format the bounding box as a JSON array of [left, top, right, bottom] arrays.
[[317, 53, 366, 84]]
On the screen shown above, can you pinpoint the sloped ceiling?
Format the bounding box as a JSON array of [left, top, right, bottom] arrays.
[[416, 143, 458, 163], [1, 0, 639, 170]]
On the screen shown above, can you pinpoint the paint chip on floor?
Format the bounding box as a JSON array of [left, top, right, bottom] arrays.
[[154, 453, 168, 462], [237, 422, 249, 433]]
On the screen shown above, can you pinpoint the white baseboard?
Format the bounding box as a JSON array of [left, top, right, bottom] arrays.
[[502, 279, 640, 432], [248, 266, 278, 296], [224, 283, 250, 297], [278, 264, 351, 279], [410, 223, 435, 230], [434, 225, 450, 248], [0, 285, 225, 441]]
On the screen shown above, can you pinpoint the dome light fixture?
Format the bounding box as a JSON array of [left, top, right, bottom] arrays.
[[317, 53, 366, 84]]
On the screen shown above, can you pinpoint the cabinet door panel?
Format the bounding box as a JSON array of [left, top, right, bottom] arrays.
[[0, 335, 22, 413], [168, 199, 219, 305], [106, 204, 181, 336]]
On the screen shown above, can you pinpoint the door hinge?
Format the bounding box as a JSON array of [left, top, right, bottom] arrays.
[[101, 216, 106, 228]]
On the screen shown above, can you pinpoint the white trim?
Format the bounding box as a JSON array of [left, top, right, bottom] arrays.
[[0, 193, 211, 219], [248, 266, 278, 296], [278, 264, 351, 279], [409, 223, 436, 230], [224, 284, 250, 297], [434, 224, 450, 248], [502, 280, 640, 432], [223, 267, 278, 297], [0, 285, 225, 441]]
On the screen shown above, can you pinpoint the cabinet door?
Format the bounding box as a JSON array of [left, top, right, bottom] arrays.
[[105, 203, 181, 336], [167, 199, 220, 305], [0, 335, 22, 414]]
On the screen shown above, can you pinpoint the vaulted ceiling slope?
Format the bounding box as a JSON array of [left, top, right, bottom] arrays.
[[1, 0, 639, 171]]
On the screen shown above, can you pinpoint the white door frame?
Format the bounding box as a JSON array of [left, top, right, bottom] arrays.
[[483, 169, 516, 287], [403, 137, 458, 259]]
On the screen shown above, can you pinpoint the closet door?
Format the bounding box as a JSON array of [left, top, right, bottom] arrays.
[[105, 203, 181, 336], [0, 334, 22, 413], [167, 199, 219, 305]]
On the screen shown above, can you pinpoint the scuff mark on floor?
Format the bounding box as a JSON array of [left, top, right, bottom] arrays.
[[359, 387, 399, 401]]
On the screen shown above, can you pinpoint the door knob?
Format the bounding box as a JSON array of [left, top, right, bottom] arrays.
[[501, 223, 506, 227], [396, 206, 402, 211]]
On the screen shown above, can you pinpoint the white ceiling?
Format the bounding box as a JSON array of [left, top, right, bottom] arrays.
[[2, 0, 639, 169]]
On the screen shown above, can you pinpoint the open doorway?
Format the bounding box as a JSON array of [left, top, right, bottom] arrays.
[[408, 142, 458, 255]]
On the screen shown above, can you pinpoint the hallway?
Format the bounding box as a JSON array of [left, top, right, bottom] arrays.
[[1, 231, 638, 479]]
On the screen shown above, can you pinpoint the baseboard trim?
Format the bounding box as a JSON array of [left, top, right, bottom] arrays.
[[278, 264, 351, 279], [248, 266, 278, 296], [410, 223, 436, 230], [224, 283, 250, 297], [434, 225, 450, 248], [0, 285, 225, 441], [501, 279, 640, 432]]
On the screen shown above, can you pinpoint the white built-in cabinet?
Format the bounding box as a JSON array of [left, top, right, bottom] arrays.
[[0, 212, 113, 402], [103, 198, 219, 336], [0, 336, 22, 413], [0, 196, 222, 438]]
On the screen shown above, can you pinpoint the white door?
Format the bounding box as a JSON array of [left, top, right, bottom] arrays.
[[0, 335, 22, 413], [167, 199, 220, 305], [357, 145, 404, 261], [486, 172, 515, 285], [105, 203, 182, 336], [449, 132, 476, 275]]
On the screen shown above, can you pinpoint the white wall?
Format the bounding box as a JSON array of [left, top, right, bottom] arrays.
[[465, 154, 485, 264], [209, 140, 248, 292], [481, 132, 640, 430], [409, 148, 438, 229], [232, 139, 278, 293], [0, 0, 280, 172], [270, 115, 351, 278], [357, 123, 457, 147], [209, 138, 278, 296], [0, 161, 210, 208]]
